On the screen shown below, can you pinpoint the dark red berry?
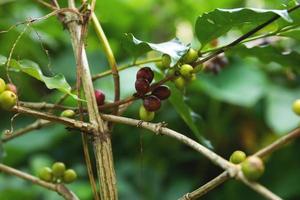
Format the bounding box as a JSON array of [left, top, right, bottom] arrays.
[[136, 67, 154, 83], [135, 78, 150, 95], [95, 90, 105, 106], [151, 85, 171, 100], [143, 95, 161, 112]]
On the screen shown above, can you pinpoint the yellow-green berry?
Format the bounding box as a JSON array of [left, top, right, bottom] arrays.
[[61, 109, 75, 118], [174, 76, 186, 90], [52, 162, 66, 178], [63, 169, 77, 183], [182, 48, 198, 63], [292, 99, 300, 116], [161, 54, 171, 69], [0, 78, 6, 94], [180, 64, 194, 79], [38, 167, 53, 182], [0, 90, 17, 110], [229, 150, 246, 164], [241, 156, 265, 181], [139, 105, 155, 121]]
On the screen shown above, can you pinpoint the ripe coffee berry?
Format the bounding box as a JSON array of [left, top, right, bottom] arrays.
[[135, 78, 150, 95], [152, 85, 171, 100], [143, 95, 161, 112], [95, 90, 105, 106], [136, 67, 154, 83]]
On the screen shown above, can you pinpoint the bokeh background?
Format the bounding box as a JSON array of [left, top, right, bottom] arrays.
[[1, 0, 300, 199]]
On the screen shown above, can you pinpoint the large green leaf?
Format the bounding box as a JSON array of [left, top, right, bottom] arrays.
[[122, 33, 189, 64], [195, 8, 292, 47], [229, 45, 300, 70], [266, 85, 300, 134], [0, 57, 79, 100], [193, 60, 268, 107]]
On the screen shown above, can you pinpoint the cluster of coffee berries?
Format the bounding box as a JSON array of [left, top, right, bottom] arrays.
[[0, 78, 17, 110], [229, 151, 265, 181], [135, 67, 171, 121], [292, 99, 300, 116], [38, 162, 77, 184], [204, 54, 228, 74]]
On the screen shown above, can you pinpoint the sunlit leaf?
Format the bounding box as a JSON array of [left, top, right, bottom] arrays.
[[122, 33, 189, 64], [196, 8, 292, 47]]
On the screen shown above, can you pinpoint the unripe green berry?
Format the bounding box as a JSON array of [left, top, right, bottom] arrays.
[[52, 162, 66, 178], [139, 105, 155, 121], [5, 83, 17, 94], [241, 156, 265, 181], [63, 169, 77, 183], [182, 48, 198, 63], [229, 150, 246, 164], [61, 109, 75, 118], [166, 68, 176, 76], [0, 90, 17, 110], [174, 76, 186, 90], [38, 167, 53, 182], [180, 64, 194, 79], [292, 99, 300, 116], [0, 78, 6, 93], [161, 54, 171, 69]]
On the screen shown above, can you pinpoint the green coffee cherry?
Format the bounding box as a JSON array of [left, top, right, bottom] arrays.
[[161, 54, 171, 69], [38, 167, 53, 182], [0, 90, 17, 110], [292, 99, 300, 116], [182, 48, 198, 63], [229, 150, 246, 164], [139, 105, 155, 121], [166, 68, 176, 76], [0, 78, 5, 94], [174, 76, 186, 90], [241, 156, 265, 181], [63, 169, 77, 183], [180, 64, 194, 79], [52, 162, 66, 178], [60, 109, 75, 118]]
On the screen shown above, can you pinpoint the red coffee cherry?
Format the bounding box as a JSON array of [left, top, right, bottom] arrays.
[[143, 95, 161, 112], [135, 78, 150, 95], [136, 67, 154, 83], [94, 90, 105, 106], [6, 83, 17, 94], [151, 85, 171, 100]]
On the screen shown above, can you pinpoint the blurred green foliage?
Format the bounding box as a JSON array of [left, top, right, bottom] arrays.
[[1, 0, 300, 199]]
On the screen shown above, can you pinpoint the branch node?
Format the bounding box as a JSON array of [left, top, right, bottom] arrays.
[[154, 121, 168, 135], [183, 193, 191, 200]]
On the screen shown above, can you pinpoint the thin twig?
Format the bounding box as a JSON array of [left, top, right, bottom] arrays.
[[179, 171, 230, 200], [0, 163, 79, 200], [254, 128, 300, 158], [1, 119, 52, 143], [12, 106, 95, 133]]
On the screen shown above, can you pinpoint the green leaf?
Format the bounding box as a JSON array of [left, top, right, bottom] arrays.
[[1, 58, 79, 100], [278, 27, 300, 41], [195, 8, 292, 47], [122, 33, 189, 64], [168, 84, 212, 148], [266, 85, 300, 134], [193, 60, 267, 107], [229, 45, 300, 70], [155, 71, 212, 147]]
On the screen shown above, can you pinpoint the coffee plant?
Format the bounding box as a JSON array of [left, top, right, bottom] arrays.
[[1, 0, 300, 200]]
